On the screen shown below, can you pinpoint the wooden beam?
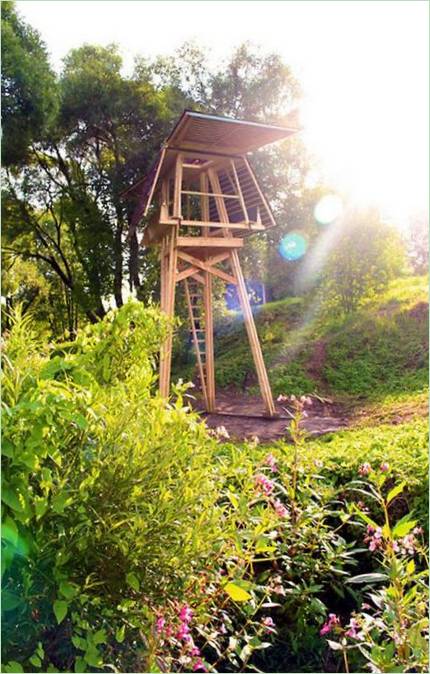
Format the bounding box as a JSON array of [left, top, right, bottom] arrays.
[[181, 190, 240, 200], [177, 251, 237, 285], [176, 267, 205, 284], [173, 153, 183, 218], [143, 146, 167, 217], [177, 236, 243, 248], [208, 168, 276, 417], [204, 271, 215, 412]]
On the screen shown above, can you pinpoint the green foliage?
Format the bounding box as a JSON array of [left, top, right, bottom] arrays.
[[204, 276, 428, 401], [319, 209, 406, 314], [1, 305, 428, 672], [322, 300, 428, 397], [1, 302, 221, 671], [1, 1, 58, 166], [323, 470, 428, 673]]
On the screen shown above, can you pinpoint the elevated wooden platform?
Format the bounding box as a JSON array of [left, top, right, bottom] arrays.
[[124, 110, 299, 417]]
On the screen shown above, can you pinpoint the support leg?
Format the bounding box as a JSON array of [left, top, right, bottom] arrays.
[[203, 271, 215, 412], [159, 229, 177, 398], [230, 250, 276, 417], [207, 167, 276, 417]]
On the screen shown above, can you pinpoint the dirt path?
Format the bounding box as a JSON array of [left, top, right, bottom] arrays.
[[192, 391, 350, 443]]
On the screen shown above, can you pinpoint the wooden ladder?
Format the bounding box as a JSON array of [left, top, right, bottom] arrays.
[[184, 278, 208, 404]]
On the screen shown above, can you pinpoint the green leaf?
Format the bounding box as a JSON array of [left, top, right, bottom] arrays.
[[2, 487, 24, 512], [3, 662, 24, 672], [115, 624, 125, 643], [29, 654, 42, 667], [74, 656, 86, 673], [392, 515, 417, 538], [347, 573, 388, 584], [224, 582, 252, 602], [2, 516, 18, 546], [59, 581, 78, 600], [2, 590, 23, 611], [93, 628, 107, 645], [406, 559, 415, 575], [53, 599, 68, 624], [386, 481, 406, 505], [126, 572, 140, 592], [34, 496, 49, 520], [351, 504, 379, 530]]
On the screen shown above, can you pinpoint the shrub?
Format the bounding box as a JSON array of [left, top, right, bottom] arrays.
[[2, 303, 221, 672]]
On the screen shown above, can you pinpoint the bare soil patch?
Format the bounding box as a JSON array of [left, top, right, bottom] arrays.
[[191, 391, 350, 443]]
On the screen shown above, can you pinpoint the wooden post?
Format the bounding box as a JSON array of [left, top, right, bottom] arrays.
[[199, 171, 216, 412], [203, 271, 215, 412], [208, 168, 276, 417]]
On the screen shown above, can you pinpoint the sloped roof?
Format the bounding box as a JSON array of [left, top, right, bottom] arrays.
[[126, 110, 299, 229]]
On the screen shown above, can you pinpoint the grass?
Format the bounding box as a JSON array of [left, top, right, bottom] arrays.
[[202, 275, 429, 400]]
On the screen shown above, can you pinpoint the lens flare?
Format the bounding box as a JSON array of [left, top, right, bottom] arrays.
[[314, 194, 343, 225], [279, 232, 308, 261]]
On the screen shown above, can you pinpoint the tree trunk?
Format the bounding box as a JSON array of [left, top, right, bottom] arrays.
[[113, 224, 124, 308], [128, 230, 141, 291]]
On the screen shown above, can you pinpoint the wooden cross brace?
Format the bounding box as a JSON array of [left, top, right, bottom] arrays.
[[175, 251, 237, 286]]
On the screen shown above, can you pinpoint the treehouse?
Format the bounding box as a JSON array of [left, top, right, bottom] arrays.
[[126, 110, 298, 417]]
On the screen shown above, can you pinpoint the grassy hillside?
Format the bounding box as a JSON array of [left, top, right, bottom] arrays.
[[209, 275, 428, 401]]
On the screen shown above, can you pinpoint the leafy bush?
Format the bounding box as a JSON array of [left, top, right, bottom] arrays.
[[2, 303, 221, 672]]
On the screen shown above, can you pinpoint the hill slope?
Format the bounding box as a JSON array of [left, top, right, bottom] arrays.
[[209, 275, 428, 402]]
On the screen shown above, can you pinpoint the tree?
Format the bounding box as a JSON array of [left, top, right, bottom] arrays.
[[319, 209, 405, 314], [1, 1, 58, 166]]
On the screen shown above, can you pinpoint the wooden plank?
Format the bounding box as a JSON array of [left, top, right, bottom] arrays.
[[176, 267, 205, 284], [160, 219, 258, 231], [159, 226, 178, 397], [203, 271, 215, 412], [173, 153, 183, 218], [177, 236, 243, 248], [177, 250, 237, 285], [208, 168, 276, 417], [143, 146, 167, 217], [181, 190, 240, 200]]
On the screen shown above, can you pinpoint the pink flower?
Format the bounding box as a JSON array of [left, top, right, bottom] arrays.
[[155, 617, 165, 633], [380, 462, 390, 473], [364, 525, 383, 551], [401, 534, 416, 555], [273, 498, 288, 518], [265, 453, 278, 473], [345, 618, 362, 640], [262, 616, 276, 631], [255, 473, 274, 495], [176, 622, 190, 640], [320, 613, 340, 636], [190, 646, 200, 657], [193, 659, 207, 672], [179, 605, 193, 623], [413, 526, 424, 536], [358, 463, 372, 476]]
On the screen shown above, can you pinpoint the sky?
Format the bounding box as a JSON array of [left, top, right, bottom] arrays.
[[16, 0, 429, 227]]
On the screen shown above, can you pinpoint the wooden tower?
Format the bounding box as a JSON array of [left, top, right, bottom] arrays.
[[126, 111, 297, 417]]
